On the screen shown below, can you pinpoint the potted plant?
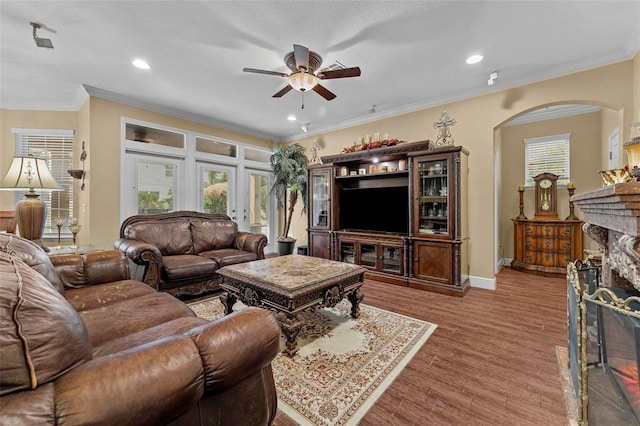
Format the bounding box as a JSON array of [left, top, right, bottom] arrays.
[[270, 143, 309, 255]]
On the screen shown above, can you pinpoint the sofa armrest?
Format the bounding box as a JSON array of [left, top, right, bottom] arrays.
[[114, 238, 162, 289], [234, 232, 268, 259], [53, 336, 205, 425], [51, 250, 131, 289], [187, 307, 281, 391], [50, 308, 280, 424]]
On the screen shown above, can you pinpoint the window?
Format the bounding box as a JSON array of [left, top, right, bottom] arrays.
[[13, 129, 75, 237], [524, 133, 570, 187]]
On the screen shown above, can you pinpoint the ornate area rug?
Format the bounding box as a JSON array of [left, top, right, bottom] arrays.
[[188, 297, 436, 425]]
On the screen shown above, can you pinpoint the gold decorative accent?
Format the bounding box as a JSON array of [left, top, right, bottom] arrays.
[[598, 168, 631, 186]]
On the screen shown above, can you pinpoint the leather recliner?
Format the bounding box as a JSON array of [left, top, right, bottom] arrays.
[[0, 234, 280, 425]]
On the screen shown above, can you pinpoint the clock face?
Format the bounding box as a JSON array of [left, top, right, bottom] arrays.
[[539, 179, 552, 189]]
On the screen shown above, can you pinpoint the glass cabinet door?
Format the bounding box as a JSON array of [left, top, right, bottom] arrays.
[[310, 168, 331, 229], [417, 157, 449, 236], [360, 243, 377, 268], [339, 241, 356, 264], [381, 245, 402, 274]]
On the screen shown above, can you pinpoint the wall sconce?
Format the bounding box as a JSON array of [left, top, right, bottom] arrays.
[[68, 141, 87, 190]]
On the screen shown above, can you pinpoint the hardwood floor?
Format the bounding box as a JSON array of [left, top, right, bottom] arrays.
[[274, 267, 569, 426]]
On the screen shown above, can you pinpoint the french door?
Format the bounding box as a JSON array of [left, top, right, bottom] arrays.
[[198, 162, 237, 219], [121, 153, 184, 219], [245, 169, 273, 251]]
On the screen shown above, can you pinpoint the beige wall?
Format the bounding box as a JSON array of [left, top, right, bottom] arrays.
[[499, 111, 607, 259], [1, 56, 637, 286], [291, 59, 635, 284], [1, 97, 272, 249], [0, 108, 79, 214], [635, 50, 640, 122]]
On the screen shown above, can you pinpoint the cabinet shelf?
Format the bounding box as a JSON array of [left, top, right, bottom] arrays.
[[336, 170, 408, 180], [419, 196, 447, 202]]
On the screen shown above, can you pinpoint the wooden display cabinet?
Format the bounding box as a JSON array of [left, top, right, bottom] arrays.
[[307, 164, 334, 259], [336, 231, 408, 286], [307, 140, 470, 296], [408, 146, 470, 296]]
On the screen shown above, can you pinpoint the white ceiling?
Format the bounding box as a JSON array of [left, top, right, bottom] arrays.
[[1, 1, 639, 142]]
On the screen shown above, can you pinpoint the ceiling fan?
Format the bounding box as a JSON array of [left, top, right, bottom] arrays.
[[243, 44, 361, 102]]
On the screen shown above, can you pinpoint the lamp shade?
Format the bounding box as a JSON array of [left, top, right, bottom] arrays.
[[0, 156, 60, 248], [0, 156, 60, 190]]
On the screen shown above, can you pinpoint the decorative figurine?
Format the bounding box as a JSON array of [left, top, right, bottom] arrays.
[[433, 111, 457, 146]]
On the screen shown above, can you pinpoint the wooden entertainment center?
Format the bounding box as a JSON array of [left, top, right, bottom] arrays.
[[307, 140, 470, 296]]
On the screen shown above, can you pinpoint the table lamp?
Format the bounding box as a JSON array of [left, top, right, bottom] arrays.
[[0, 155, 61, 251]]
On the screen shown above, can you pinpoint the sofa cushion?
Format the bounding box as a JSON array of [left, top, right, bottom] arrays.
[[200, 248, 259, 267], [191, 219, 238, 253], [162, 254, 219, 281], [125, 219, 193, 256], [65, 280, 156, 312], [93, 316, 207, 357], [0, 234, 63, 293], [78, 292, 196, 347], [0, 252, 92, 396]]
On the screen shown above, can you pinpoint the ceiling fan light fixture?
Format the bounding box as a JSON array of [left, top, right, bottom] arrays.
[[289, 72, 318, 92]]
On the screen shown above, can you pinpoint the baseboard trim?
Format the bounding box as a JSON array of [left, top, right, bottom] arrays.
[[469, 275, 496, 291]]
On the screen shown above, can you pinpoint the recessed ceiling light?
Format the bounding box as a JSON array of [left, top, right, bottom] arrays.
[[466, 54, 483, 65], [287, 115, 296, 121], [132, 59, 150, 69]]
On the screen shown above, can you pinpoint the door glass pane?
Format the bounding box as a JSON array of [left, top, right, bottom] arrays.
[[418, 158, 448, 235], [249, 172, 270, 236], [202, 169, 229, 214], [137, 160, 175, 214], [361, 244, 376, 267], [382, 246, 401, 272]]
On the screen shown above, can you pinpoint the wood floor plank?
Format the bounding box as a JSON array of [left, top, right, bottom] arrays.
[[273, 267, 569, 425]]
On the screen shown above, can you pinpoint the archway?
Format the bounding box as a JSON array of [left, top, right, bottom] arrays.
[[493, 101, 623, 274]]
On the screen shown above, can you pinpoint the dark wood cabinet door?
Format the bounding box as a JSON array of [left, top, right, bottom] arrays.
[[309, 231, 331, 259], [413, 240, 452, 285]]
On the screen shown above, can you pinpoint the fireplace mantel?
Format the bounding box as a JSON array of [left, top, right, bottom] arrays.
[[572, 182, 640, 291]]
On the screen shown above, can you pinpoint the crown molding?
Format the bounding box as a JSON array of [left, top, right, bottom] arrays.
[[504, 104, 601, 127], [83, 85, 278, 142]]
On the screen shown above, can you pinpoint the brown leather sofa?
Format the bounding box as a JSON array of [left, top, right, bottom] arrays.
[[0, 234, 280, 425], [114, 211, 268, 297]]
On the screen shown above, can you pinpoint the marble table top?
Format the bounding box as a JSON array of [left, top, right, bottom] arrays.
[[218, 255, 366, 291]]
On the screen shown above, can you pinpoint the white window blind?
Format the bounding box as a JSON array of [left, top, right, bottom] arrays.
[[524, 133, 570, 187], [13, 129, 75, 237]]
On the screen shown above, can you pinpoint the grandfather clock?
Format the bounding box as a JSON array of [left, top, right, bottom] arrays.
[[511, 172, 583, 276], [533, 172, 559, 218]]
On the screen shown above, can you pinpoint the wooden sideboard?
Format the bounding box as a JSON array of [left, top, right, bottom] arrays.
[[511, 218, 583, 276]]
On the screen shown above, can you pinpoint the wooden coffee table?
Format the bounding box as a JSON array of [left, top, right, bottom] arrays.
[[217, 255, 366, 356]]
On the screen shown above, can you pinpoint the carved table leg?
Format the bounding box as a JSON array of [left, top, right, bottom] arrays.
[[220, 291, 237, 315], [281, 313, 303, 357], [347, 287, 364, 319]]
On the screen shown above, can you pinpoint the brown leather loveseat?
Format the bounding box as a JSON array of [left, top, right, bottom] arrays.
[[114, 211, 268, 297], [0, 234, 280, 425]]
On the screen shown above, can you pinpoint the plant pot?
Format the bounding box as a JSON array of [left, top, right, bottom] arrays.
[[277, 239, 296, 256]]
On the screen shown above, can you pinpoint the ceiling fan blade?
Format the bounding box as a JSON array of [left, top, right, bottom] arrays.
[[243, 68, 289, 77], [312, 84, 336, 101], [319, 67, 361, 79], [293, 44, 310, 71], [272, 85, 293, 98]]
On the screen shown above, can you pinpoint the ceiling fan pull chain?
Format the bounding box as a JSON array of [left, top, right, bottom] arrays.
[[301, 91, 305, 109]]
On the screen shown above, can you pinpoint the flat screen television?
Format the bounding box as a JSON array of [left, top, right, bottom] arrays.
[[339, 186, 409, 234]]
